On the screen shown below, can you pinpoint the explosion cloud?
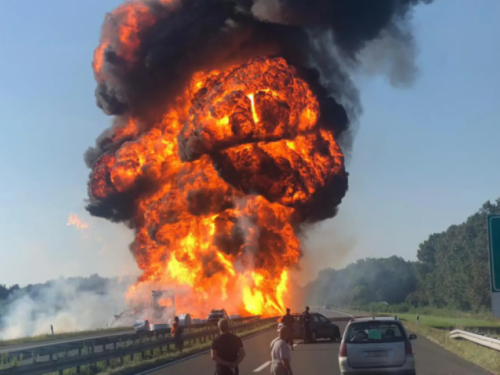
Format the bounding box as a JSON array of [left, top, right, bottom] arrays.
[[85, 0, 431, 316]]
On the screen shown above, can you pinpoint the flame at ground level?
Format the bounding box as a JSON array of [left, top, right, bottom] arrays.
[[89, 57, 346, 319]]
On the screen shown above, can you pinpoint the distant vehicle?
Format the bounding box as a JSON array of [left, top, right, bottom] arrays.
[[150, 323, 169, 331], [178, 313, 192, 326], [151, 290, 175, 320], [207, 309, 229, 323], [339, 316, 417, 375], [291, 312, 341, 342], [134, 320, 150, 332]]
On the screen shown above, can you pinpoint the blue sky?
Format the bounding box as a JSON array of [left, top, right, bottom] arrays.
[[0, 1, 499, 286]]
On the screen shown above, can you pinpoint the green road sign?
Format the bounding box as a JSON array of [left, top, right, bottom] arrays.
[[488, 215, 500, 292]]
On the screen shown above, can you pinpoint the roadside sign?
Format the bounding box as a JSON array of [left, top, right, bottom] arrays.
[[488, 215, 500, 317]]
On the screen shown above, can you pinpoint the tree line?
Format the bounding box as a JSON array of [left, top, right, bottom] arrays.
[[306, 198, 500, 312], [2, 198, 499, 314], [0, 274, 114, 302], [0, 274, 123, 324]]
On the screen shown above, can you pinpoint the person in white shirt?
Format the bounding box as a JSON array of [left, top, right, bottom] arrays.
[[270, 323, 293, 375]]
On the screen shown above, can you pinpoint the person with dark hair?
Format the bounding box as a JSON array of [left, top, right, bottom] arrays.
[[211, 319, 246, 375], [171, 316, 184, 352], [302, 306, 311, 344], [280, 308, 295, 350]]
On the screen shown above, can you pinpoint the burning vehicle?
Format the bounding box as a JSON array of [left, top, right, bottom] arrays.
[[151, 290, 175, 321], [85, 0, 430, 318], [207, 309, 230, 324]]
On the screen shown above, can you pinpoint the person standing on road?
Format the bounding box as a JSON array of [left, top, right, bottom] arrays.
[[302, 306, 311, 344], [270, 324, 294, 375], [211, 319, 246, 375], [171, 316, 184, 353], [280, 308, 295, 350]]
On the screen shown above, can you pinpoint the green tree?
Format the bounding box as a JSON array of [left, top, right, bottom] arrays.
[[413, 198, 500, 311]]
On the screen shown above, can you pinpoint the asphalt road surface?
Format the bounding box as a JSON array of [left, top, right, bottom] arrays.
[[145, 310, 493, 375]]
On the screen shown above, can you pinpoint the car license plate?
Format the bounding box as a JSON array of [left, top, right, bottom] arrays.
[[365, 351, 388, 357]]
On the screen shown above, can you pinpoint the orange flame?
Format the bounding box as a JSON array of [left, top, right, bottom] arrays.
[[90, 56, 345, 317], [93, 1, 156, 80]]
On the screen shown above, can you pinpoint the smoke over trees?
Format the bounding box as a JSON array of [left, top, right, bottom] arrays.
[[307, 198, 500, 312], [306, 256, 417, 307], [410, 198, 500, 311], [0, 275, 132, 340]]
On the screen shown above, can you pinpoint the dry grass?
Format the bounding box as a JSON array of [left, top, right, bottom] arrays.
[[341, 309, 500, 374], [396, 313, 500, 329], [404, 321, 500, 375]]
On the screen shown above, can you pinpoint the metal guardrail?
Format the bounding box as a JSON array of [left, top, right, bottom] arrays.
[[0, 315, 270, 375], [450, 329, 500, 351]]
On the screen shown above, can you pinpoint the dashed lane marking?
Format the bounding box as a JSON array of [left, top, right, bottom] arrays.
[[253, 360, 271, 372]]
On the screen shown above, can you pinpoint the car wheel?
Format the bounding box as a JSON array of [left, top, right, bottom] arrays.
[[311, 331, 317, 343]]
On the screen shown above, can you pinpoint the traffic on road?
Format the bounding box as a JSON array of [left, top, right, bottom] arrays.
[[144, 309, 493, 375]]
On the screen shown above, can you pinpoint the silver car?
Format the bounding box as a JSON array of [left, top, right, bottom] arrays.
[[339, 317, 417, 375]]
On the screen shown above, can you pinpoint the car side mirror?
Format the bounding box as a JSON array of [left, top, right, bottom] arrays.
[[409, 334, 417, 340]]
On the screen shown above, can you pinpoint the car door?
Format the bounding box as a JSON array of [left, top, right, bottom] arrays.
[[312, 314, 324, 337], [293, 315, 302, 339], [318, 314, 334, 338]]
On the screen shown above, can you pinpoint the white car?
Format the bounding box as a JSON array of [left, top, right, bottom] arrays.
[[339, 317, 417, 375], [133, 320, 150, 332]]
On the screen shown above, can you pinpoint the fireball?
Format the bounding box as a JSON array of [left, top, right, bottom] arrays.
[[86, 0, 350, 317]]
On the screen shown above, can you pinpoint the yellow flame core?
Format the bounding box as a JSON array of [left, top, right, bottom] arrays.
[[247, 94, 259, 124]]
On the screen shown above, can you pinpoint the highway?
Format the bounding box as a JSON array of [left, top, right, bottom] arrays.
[[145, 310, 493, 375], [0, 329, 133, 354]]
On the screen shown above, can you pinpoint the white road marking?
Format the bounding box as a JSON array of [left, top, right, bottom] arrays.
[[253, 360, 271, 372], [332, 310, 353, 317], [136, 328, 274, 374]]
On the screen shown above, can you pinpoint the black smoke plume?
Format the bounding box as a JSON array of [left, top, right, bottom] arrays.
[[85, 0, 431, 221]]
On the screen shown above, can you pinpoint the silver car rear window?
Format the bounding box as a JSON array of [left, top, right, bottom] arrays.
[[345, 322, 406, 343]]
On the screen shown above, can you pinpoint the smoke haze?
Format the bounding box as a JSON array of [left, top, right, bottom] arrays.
[[0, 276, 132, 340]]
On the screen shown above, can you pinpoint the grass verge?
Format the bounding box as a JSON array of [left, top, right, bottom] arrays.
[[340, 309, 500, 373], [403, 321, 500, 374], [0, 327, 130, 347], [395, 313, 500, 329], [44, 321, 276, 375], [344, 308, 500, 329]]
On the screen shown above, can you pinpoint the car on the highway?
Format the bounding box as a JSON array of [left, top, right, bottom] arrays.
[[291, 312, 341, 342], [133, 319, 150, 332], [207, 309, 229, 323], [339, 316, 417, 375]]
